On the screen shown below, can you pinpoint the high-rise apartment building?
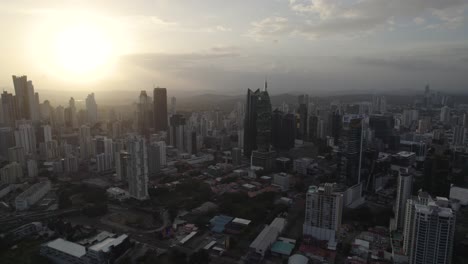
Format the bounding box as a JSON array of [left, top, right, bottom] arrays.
[[393, 172, 413, 231], [153, 87, 168, 132], [169, 114, 186, 151], [1, 91, 18, 127], [148, 141, 166, 175], [14, 122, 37, 155], [440, 106, 450, 125], [79, 125, 92, 160], [0, 127, 15, 160], [126, 135, 148, 200], [408, 198, 455, 264], [303, 183, 343, 249]]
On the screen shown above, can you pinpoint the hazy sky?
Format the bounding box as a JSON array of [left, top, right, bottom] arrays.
[[0, 0, 467, 97]]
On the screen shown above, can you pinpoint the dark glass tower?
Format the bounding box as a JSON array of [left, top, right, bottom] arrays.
[[271, 109, 295, 150], [153, 87, 168, 132], [338, 115, 363, 186], [243, 81, 272, 157]]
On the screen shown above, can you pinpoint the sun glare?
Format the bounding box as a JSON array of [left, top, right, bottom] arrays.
[[54, 24, 114, 76]]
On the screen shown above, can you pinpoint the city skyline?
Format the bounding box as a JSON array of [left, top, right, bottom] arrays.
[[1, 2, 468, 264]]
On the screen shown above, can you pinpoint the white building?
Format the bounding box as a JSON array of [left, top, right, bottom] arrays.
[[392, 172, 413, 231], [293, 158, 314, 175], [27, 159, 38, 178], [41, 234, 129, 264], [15, 181, 51, 211], [250, 217, 286, 257], [440, 106, 450, 124], [126, 135, 148, 200], [303, 184, 343, 250], [43, 124, 52, 142], [273, 173, 290, 191], [0, 162, 23, 184], [14, 122, 37, 155], [408, 198, 455, 264]]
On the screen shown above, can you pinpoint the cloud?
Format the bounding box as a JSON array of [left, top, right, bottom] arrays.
[[250, 0, 467, 39], [247, 16, 292, 40]]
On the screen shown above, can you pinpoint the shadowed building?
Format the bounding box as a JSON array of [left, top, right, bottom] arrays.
[[153, 87, 168, 132]]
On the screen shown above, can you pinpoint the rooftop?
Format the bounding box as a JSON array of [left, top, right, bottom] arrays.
[[46, 238, 86, 258], [271, 241, 294, 256], [88, 234, 128, 252]]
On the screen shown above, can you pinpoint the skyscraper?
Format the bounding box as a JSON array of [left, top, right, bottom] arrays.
[[338, 115, 364, 186], [148, 141, 166, 175], [153, 87, 168, 132], [393, 172, 413, 231], [126, 135, 149, 200], [170, 96, 176, 115], [137, 91, 153, 136], [115, 151, 130, 182], [68, 97, 78, 128], [86, 93, 98, 125], [298, 96, 308, 140], [169, 114, 186, 151], [303, 183, 343, 249], [0, 127, 15, 160], [79, 125, 91, 160], [1, 91, 18, 127], [14, 122, 37, 155], [12, 75, 30, 120], [440, 106, 450, 125], [243, 81, 272, 157], [43, 125, 52, 142], [408, 199, 455, 264]]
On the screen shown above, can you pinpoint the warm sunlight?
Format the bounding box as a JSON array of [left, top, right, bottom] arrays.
[[54, 24, 114, 76]]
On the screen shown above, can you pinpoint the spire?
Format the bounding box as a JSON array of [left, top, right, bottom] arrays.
[[264, 76, 268, 91]]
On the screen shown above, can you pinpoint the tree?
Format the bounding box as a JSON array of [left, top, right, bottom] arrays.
[[169, 249, 187, 264], [189, 250, 210, 264]]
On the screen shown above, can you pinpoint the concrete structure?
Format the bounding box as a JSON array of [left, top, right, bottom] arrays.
[[450, 185, 468, 206], [106, 187, 129, 201], [148, 141, 166, 175], [408, 198, 455, 264], [402, 192, 432, 255], [27, 159, 38, 177], [41, 234, 129, 264], [0, 184, 12, 199], [293, 158, 314, 175], [15, 181, 51, 211], [440, 106, 450, 124], [392, 172, 413, 231], [115, 151, 130, 181], [79, 125, 92, 160], [303, 184, 343, 249], [8, 146, 26, 167], [250, 217, 286, 257], [85, 93, 98, 125], [273, 172, 290, 191], [0, 162, 23, 184], [126, 135, 148, 200], [14, 122, 37, 155]]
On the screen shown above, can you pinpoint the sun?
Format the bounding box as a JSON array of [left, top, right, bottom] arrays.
[[54, 24, 114, 76]]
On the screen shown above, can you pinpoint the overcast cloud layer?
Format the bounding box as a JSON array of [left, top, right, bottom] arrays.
[[0, 0, 467, 98]]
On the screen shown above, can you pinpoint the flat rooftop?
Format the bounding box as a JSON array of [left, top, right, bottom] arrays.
[[46, 238, 86, 258]]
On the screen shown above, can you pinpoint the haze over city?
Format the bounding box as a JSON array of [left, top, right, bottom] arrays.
[[0, 0, 467, 100]]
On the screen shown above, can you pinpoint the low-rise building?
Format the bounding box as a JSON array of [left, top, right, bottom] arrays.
[[15, 181, 51, 211], [41, 233, 130, 264]]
